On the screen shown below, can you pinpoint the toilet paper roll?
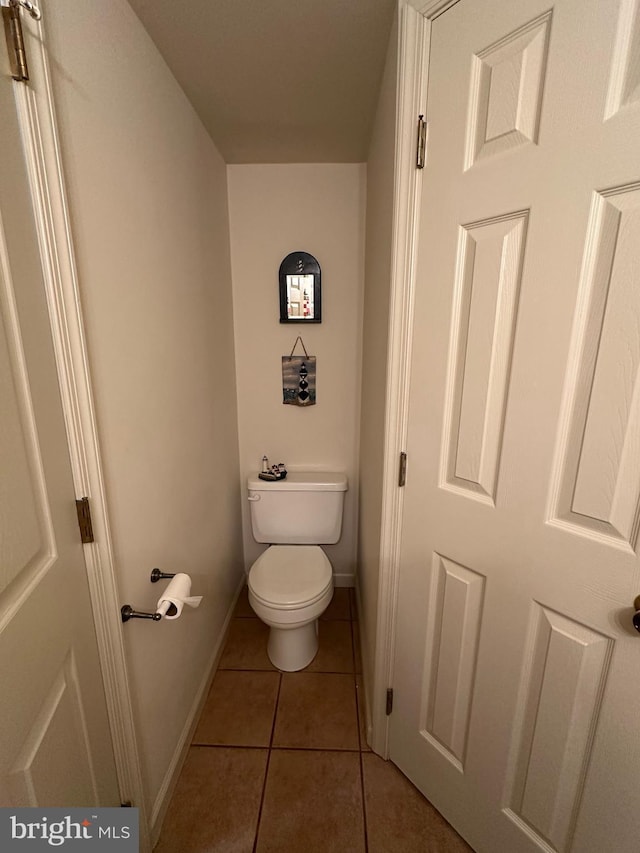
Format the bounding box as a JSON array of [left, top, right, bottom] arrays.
[[156, 573, 203, 620]]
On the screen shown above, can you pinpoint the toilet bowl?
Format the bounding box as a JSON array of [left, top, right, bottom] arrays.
[[246, 471, 347, 671], [248, 545, 333, 671]]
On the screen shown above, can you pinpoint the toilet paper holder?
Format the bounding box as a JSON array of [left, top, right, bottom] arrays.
[[150, 568, 175, 584], [120, 568, 177, 622], [121, 605, 161, 623]]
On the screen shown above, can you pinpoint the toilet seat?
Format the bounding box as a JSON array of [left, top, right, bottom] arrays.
[[249, 545, 332, 609]]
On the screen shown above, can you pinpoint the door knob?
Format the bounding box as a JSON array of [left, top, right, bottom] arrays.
[[633, 596, 640, 633]]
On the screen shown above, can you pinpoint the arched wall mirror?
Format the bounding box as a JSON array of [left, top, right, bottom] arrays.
[[279, 251, 321, 323]]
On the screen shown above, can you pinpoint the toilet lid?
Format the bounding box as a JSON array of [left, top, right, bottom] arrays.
[[249, 546, 332, 609]]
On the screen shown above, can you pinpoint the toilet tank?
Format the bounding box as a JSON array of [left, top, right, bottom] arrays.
[[247, 472, 348, 544]]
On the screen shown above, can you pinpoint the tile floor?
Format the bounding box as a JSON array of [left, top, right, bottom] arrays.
[[156, 587, 473, 852]]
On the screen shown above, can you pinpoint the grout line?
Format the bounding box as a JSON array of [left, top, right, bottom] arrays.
[[356, 673, 370, 853], [351, 612, 370, 853], [216, 667, 277, 673], [354, 679, 363, 755], [190, 742, 270, 750], [190, 743, 364, 754], [268, 745, 362, 754], [360, 747, 370, 853], [251, 671, 282, 853], [349, 612, 358, 674], [218, 667, 356, 675], [268, 677, 284, 774], [266, 746, 365, 755]]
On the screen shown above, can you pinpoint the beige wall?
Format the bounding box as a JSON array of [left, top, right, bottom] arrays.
[[358, 16, 399, 704], [46, 0, 243, 826], [227, 164, 366, 585]]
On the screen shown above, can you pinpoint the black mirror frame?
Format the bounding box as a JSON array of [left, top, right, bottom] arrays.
[[279, 251, 321, 324]]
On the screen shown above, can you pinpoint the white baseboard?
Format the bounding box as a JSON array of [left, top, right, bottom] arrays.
[[353, 580, 374, 749], [149, 573, 246, 846]]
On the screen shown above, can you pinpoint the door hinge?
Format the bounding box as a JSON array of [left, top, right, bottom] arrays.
[[416, 115, 427, 169], [398, 451, 407, 487], [75, 497, 95, 544], [2, 1, 29, 82], [386, 688, 394, 716]]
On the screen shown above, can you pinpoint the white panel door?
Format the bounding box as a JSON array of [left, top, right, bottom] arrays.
[[0, 61, 119, 805], [390, 0, 640, 851]]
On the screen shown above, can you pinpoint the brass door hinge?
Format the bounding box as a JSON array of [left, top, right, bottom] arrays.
[[398, 452, 408, 487], [75, 497, 95, 544], [416, 115, 427, 169], [2, 1, 29, 81]]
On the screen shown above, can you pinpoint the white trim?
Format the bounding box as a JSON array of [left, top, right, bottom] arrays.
[[16, 7, 150, 850], [371, 0, 467, 764], [333, 572, 356, 588], [353, 579, 374, 744], [369, 0, 429, 757], [409, 0, 460, 15]]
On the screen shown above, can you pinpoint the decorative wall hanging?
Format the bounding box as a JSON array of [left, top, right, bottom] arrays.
[[279, 251, 321, 323], [282, 336, 316, 406]]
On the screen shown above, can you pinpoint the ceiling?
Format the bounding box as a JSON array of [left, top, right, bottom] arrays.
[[127, 0, 397, 163]]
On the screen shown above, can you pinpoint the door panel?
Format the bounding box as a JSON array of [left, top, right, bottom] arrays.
[[0, 56, 119, 806], [443, 209, 527, 503], [503, 606, 613, 852], [466, 11, 551, 168], [9, 651, 100, 806], [0, 278, 51, 596], [551, 183, 640, 547], [422, 554, 485, 771], [390, 1, 640, 851]]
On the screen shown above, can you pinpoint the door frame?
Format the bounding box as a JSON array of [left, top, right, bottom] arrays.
[[8, 5, 150, 849], [370, 0, 460, 757]]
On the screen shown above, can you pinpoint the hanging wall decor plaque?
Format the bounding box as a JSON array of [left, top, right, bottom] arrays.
[[279, 251, 321, 323], [282, 336, 316, 406]]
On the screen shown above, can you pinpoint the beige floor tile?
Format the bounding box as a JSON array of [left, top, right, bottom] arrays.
[[218, 618, 275, 670], [362, 753, 474, 852], [193, 670, 280, 747], [256, 749, 365, 853], [233, 585, 256, 618], [273, 672, 359, 750], [305, 620, 354, 673], [156, 746, 268, 853], [320, 587, 351, 620]]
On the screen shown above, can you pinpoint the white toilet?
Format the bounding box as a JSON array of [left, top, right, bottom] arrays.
[[246, 471, 348, 671]]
